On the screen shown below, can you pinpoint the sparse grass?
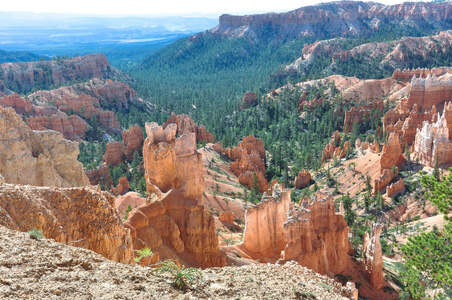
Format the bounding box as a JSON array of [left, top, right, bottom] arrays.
[[28, 228, 44, 240]]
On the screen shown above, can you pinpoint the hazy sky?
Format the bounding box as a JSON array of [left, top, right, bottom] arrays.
[[1, 0, 409, 17]]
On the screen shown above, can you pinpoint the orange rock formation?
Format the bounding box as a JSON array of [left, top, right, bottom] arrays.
[[294, 169, 311, 189], [238, 186, 349, 275], [0, 184, 133, 263], [362, 222, 384, 289], [115, 192, 147, 217], [219, 211, 235, 223], [380, 132, 404, 171], [386, 179, 405, 198], [125, 122, 225, 268], [103, 141, 124, 167], [344, 99, 384, 131], [322, 131, 349, 162], [117, 177, 130, 196], [122, 125, 144, 160], [163, 113, 215, 143], [413, 107, 452, 167], [230, 135, 269, 193]]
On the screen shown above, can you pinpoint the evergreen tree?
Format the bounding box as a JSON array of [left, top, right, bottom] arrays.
[[401, 171, 452, 299], [248, 172, 262, 203]]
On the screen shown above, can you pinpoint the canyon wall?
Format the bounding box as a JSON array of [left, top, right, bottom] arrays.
[[210, 2, 452, 41]]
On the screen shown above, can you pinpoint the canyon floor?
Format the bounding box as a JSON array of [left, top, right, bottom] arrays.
[[0, 225, 355, 300]]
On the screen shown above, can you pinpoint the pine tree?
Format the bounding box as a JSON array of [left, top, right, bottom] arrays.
[[248, 172, 262, 203]]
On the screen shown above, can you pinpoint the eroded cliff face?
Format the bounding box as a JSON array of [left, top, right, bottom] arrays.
[[413, 107, 452, 166], [362, 222, 384, 289], [210, 2, 452, 42], [0, 106, 89, 187], [124, 122, 225, 268], [239, 186, 349, 275], [383, 71, 452, 168], [0, 184, 134, 263], [229, 135, 269, 193], [0, 54, 118, 94]]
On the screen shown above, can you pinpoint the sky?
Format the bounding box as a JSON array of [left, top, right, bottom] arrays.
[[1, 0, 410, 17]]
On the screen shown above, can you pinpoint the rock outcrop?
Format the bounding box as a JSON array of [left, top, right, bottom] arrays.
[[125, 122, 225, 268], [239, 186, 349, 275], [0, 184, 134, 263], [117, 177, 130, 196], [103, 141, 124, 167], [386, 179, 405, 198], [344, 100, 384, 130], [163, 113, 215, 143], [380, 132, 404, 171], [229, 135, 268, 193], [413, 107, 452, 167], [373, 132, 404, 194], [115, 191, 146, 217], [294, 169, 311, 189], [362, 222, 384, 289], [219, 211, 235, 223], [86, 165, 112, 187], [0, 106, 89, 187], [143, 122, 204, 199], [322, 131, 349, 162], [122, 125, 144, 160], [242, 92, 258, 108]]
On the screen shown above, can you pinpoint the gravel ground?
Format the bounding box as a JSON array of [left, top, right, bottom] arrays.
[[0, 226, 355, 299]]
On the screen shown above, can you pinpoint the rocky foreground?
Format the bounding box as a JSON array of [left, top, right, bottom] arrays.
[[0, 226, 356, 299]]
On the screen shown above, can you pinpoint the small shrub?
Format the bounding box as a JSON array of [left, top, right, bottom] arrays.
[[28, 228, 44, 240], [152, 260, 202, 290], [134, 247, 153, 263]]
